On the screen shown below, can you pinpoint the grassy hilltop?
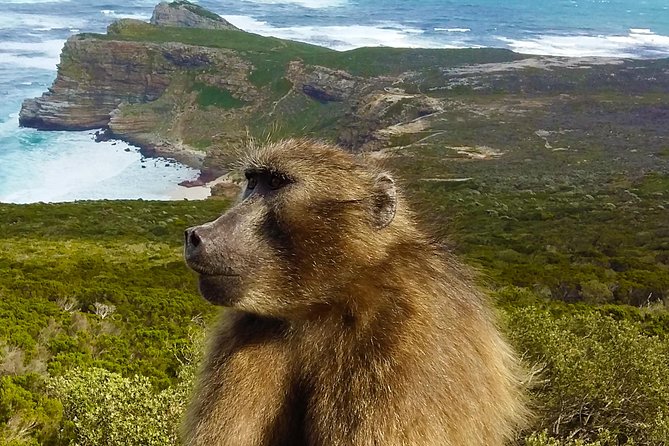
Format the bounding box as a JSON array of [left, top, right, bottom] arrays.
[[7, 2, 669, 445]]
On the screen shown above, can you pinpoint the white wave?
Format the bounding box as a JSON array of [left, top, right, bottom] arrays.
[[0, 0, 70, 2], [0, 114, 19, 138], [100, 9, 151, 21], [1, 39, 65, 56], [244, 0, 347, 8], [0, 39, 64, 70], [0, 131, 199, 203], [0, 12, 85, 31], [498, 29, 669, 58], [434, 28, 471, 33], [224, 15, 450, 50], [0, 54, 59, 70]]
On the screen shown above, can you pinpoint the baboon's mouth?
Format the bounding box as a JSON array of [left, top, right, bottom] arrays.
[[195, 270, 239, 278], [187, 263, 238, 277]]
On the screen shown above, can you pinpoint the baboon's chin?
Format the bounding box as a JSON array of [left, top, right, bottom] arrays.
[[198, 274, 244, 306]]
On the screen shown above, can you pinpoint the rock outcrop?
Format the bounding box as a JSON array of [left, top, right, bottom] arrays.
[[150, 1, 238, 30], [286, 61, 369, 103]]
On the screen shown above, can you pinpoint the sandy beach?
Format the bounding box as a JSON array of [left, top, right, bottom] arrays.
[[168, 184, 211, 200]]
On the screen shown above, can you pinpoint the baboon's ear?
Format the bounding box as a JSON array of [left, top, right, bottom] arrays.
[[371, 173, 397, 229]]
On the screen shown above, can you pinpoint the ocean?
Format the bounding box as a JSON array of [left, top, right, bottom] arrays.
[[1, 0, 668, 203]]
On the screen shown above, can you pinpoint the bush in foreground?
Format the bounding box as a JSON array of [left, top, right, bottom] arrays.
[[506, 296, 669, 445], [48, 367, 192, 446]]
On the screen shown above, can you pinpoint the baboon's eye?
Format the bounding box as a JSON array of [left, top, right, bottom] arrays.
[[247, 176, 258, 190], [268, 175, 285, 190]]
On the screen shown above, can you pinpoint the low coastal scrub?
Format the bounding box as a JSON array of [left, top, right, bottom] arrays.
[[0, 187, 667, 445], [0, 201, 223, 445], [502, 289, 669, 444]]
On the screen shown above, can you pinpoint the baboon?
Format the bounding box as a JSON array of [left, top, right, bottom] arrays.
[[183, 139, 527, 446]]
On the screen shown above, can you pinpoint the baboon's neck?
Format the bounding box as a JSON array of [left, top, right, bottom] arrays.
[[295, 242, 441, 349]]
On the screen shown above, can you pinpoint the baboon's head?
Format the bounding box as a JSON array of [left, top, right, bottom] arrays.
[[184, 139, 405, 318]]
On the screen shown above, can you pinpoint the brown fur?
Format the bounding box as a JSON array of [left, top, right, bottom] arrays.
[[183, 139, 528, 445]]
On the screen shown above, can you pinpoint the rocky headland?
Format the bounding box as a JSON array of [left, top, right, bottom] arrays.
[[20, 1, 669, 194], [150, 1, 238, 30]]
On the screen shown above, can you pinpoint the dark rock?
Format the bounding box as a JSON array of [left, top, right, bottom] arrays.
[[94, 128, 113, 142], [179, 178, 205, 187], [163, 49, 211, 68], [150, 1, 239, 31], [302, 84, 342, 103], [178, 169, 219, 187], [19, 37, 174, 131]]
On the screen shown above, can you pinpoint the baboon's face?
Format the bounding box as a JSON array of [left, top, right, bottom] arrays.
[[184, 140, 397, 317]]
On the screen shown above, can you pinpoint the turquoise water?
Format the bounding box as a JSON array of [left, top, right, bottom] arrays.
[[1, 0, 668, 202]]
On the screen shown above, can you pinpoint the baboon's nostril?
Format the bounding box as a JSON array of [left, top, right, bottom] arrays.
[[185, 228, 203, 249], [189, 230, 202, 248]]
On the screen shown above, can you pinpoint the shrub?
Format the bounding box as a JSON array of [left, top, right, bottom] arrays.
[[0, 374, 62, 446], [524, 430, 632, 446], [508, 305, 669, 444], [48, 367, 193, 446]]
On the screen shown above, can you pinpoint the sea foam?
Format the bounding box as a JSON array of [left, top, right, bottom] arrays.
[[499, 29, 669, 58], [0, 12, 85, 32], [434, 28, 471, 33], [0, 130, 200, 204], [0, 39, 64, 70], [100, 10, 151, 21], [244, 0, 348, 9], [224, 15, 449, 50]]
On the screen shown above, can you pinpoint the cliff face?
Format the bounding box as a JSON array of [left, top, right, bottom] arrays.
[[18, 25, 258, 131], [19, 36, 174, 130]]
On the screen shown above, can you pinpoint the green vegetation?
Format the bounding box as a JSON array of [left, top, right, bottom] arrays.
[[501, 290, 669, 444], [101, 20, 519, 82], [0, 201, 225, 444], [49, 365, 193, 446], [193, 82, 247, 109], [388, 130, 669, 309]]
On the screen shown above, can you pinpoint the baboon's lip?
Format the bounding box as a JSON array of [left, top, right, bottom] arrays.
[[187, 264, 238, 277], [196, 270, 240, 278]]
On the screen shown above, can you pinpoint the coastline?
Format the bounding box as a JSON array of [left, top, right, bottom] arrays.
[[168, 184, 212, 200], [98, 126, 222, 202], [168, 172, 240, 201]]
